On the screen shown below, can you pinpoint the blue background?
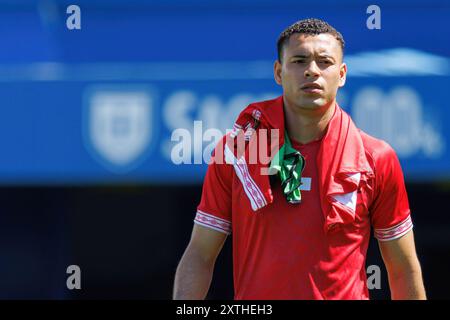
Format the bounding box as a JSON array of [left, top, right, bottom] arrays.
[[1, 0, 449, 184]]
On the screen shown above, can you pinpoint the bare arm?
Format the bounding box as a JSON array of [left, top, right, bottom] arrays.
[[173, 224, 228, 300], [378, 230, 426, 300]]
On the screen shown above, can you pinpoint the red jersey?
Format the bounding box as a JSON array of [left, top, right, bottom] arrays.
[[195, 118, 412, 300]]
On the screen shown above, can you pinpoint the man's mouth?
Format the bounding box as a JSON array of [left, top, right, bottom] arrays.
[[301, 83, 323, 93]]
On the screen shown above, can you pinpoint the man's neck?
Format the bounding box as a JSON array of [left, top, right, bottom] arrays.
[[283, 98, 336, 145]]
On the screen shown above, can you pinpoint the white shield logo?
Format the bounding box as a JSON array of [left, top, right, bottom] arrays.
[[84, 88, 153, 172]]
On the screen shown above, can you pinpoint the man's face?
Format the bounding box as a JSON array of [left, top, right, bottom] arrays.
[[274, 33, 347, 111]]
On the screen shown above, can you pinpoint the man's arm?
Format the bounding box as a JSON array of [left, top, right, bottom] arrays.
[[173, 224, 228, 300], [378, 230, 426, 300]]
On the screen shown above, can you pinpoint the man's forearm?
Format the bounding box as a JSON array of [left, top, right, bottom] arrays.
[[388, 269, 426, 300], [173, 249, 215, 300]]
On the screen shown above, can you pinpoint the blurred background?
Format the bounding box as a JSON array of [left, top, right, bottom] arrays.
[[0, 0, 449, 299]]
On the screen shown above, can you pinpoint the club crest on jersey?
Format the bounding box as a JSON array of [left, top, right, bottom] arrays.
[[83, 86, 156, 173]]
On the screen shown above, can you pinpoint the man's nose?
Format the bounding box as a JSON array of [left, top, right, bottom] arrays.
[[304, 61, 320, 78]]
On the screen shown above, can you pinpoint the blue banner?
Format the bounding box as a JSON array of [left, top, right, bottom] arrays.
[[0, 1, 449, 184]]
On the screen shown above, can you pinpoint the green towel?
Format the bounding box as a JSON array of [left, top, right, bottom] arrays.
[[269, 131, 305, 203]]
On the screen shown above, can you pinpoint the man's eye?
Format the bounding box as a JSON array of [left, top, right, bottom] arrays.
[[293, 60, 305, 64], [319, 60, 332, 65]]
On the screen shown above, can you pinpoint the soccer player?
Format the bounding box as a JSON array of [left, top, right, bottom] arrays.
[[173, 18, 426, 300]]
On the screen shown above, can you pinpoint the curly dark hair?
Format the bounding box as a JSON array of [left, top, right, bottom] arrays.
[[277, 18, 345, 62]]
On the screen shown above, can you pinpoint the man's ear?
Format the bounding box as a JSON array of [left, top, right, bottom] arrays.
[[338, 62, 347, 88], [274, 60, 282, 85]]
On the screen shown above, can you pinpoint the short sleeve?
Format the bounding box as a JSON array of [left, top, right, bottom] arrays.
[[195, 137, 233, 235], [370, 143, 413, 242]]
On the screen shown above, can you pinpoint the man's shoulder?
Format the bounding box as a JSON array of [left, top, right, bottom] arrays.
[[358, 129, 398, 166], [237, 96, 284, 122]]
